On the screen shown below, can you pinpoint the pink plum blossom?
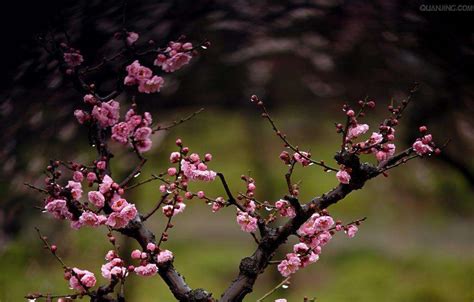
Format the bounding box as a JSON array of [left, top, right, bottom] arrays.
[[126, 32, 139, 45], [73, 171, 84, 182], [336, 169, 351, 184], [412, 140, 433, 155], [236, 211, 258, 233], [99, 175, 114, 194], [74, 110, 88, 124], [101, 257, 126, 280], [157, 250, 174, 263], [64, 52, 84, 67], [134, 263, 158, 277], [66, 180, 83, 200], [91, 100, 120, 128], [275, 200, 296, 218], [180, 159, 217, 182], [347, 124, 369, 139], [293, 151, 311, 166], [44, 199, 73, 220], [88, 191, 105, 208], [111, 122, 132, 144], [138, 75, 164, 94], [346, 225, 359, 238], [69, 268, 96, 292], [277, 253, 301, 277]]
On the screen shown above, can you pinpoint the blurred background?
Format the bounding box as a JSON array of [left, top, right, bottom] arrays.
[[0, 0, 473, 301]]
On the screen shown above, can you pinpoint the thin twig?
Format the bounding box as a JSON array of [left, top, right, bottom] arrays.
[[154, 108, 205, 132], [256, 277, 291, 302], [143, 193, 169, 221]]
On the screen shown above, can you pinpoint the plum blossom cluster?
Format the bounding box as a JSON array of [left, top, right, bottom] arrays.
[[112, 108, 154, 153], [156, 140, 218, 218], [154, 41, 194, 73], [67, 268, 97, 293], [279, 150, 312, 167], [412, 126, 438, 156], [74, 94, 155, 154], [63, 45, 84, 69], [130, 243, 174, 277], [101, 250, 128, 280], [42, 161, 138, 231], [74, 99, 120, 128], [124, 60, 165, 94], [277, 212, 360, 277]]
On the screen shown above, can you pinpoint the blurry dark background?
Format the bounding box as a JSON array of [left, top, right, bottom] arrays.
[[0, 1, 473, 301]]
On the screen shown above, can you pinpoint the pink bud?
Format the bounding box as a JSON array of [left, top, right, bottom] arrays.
[[185, 192, 193, 199], [197, 191, 205, 199], [131, 249, 142, 259], [247, 183, 256, 191], [73, 171, 84, 182], [189, 153, 200, 163], [96, 161, 106, 170], [346, 110, 355, 117], [86, 172, 97, 183], [204, 153, 212, 161], [146, 243, 156, 252], [168, 167, 177, 176]]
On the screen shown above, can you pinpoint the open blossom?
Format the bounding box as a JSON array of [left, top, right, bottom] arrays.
[[336, 169, 351, 184], [74, 110, 88, 124], [66, 180, 83, 200], [111, 122, 132, 144], [69, 268, 96, 292], [134, 263, 158, 277], [73, 211, 107, 229], [348, 123, 369, 139], [412, 135, 433, 155], [300, 251, 319, 268], [181, 159, 217, 182], [83, 94, 96, 105], [138, 75, 164, 94], [124, 60, 152, 86], [92, 100, 120, 128], [314, 215, 335, 231], [369, 132, 384, 145], [157, 250, 174, 263], [275, 299, 287, 302], [133, 127, 153, 153], [45, 199, 73, 220], [101, 257, 126, 280], [275, 200, 296, 218], [297, 213, 320, 237], [293, 151, 311, 166], [212, 197, 225, 212], [277, 253, 301, 277], [236, 211, 258, 233], [106, 203, 137, 229], [73, 171, 84, 182], [375, 143, 396, 161], [170, 152, 181, 163], [88, 191, 105, 208], [162, 203, 186, 217], [245, 200, 256, 213], [64, 52, 84, 67], [346, 224, 359, 238], [155, 52, 193, 73], [126, 31, 139, 45], [99, 175, 114, 194]]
